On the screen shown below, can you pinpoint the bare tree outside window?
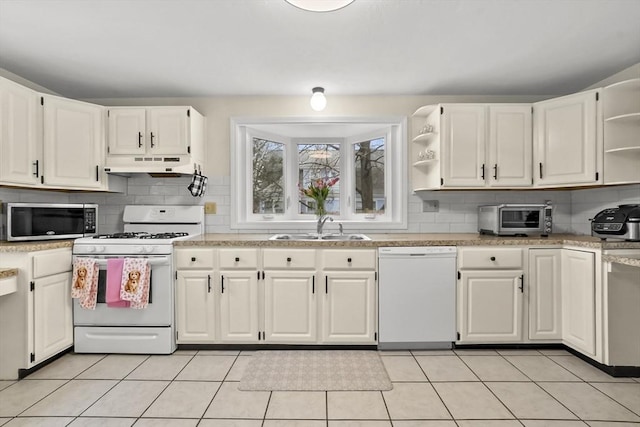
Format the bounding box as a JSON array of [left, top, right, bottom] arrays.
[[298, 143, 340, 215], [354, 137, 385, 214], [252, 138, 284, 214]]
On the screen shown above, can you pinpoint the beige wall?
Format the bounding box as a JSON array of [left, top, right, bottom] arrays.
[[89, 94, 549, 176]]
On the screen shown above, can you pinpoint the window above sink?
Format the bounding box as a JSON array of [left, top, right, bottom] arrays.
[[231, 116, 408, 231]]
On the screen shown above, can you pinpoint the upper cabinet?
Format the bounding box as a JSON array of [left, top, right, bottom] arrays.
[[0, 77, 40, 186], [533, 89, 601, 187], [411, 103, 532, 190], [602, 78, 640, 185], [41, 95, 104, 189], [105, 106, 204, 174]]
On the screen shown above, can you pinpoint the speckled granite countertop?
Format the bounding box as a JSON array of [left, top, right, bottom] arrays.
[[175, 233, 640, 249], [0, 268, 18, 279], [0, 240, 74, 253], [603, 254, 640, 268]]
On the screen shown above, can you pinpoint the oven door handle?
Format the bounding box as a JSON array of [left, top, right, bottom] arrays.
[[77, 257, 171, 267]]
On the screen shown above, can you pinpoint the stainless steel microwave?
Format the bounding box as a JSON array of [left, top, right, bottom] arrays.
[[1, 203, 98, 241], [478, 204, 552, 236]]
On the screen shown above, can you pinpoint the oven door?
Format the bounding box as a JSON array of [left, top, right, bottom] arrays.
[[73, 255, 173, 326], [499, 208, 544, 234]]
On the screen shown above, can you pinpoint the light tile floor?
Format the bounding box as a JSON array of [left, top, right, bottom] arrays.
[[0, 349, 639, 426]]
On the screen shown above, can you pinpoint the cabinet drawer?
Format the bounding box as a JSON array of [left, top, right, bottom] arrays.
[[175, 248, 215, 270], [33, 249, 72, 278], [322, 249, 377, 270], [263, 249, 316, 269], [458, 247, 523, 269], [219, 248, 259, 269]]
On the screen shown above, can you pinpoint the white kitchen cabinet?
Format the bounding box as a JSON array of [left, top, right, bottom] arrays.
[[262, 248, 317, 343], [105, 106, 204, 174], [602, 78, 640, 184], [218, 248, 259, 343], [0, 76, 40, 186], [561, 248, 596, 357], [411, 103, 531, 190], [457, 247, 524, 343], [321, 249, 377, 343], [264, 270, 317, 343], [533, 89, 601, 187], [176, 271, 215, 343], [528, 249, 562, 340], [0, 248, 73, 379], [488, 104, 533, 187]]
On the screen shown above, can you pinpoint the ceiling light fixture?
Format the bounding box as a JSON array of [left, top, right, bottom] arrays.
[[285, 0, 354, 12], [310, 87, 327, 111]]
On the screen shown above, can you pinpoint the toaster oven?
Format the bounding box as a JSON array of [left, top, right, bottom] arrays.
[[478, 204, 552, 237]]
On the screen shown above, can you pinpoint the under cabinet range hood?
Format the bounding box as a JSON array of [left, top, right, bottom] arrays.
[[104, 157, 201, 175]]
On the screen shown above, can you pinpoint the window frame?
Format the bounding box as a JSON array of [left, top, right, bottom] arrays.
[[231, 116, 407, 231]]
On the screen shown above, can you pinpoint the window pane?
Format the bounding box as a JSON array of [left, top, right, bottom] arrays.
[[354, 137, 385, 214], [298, 143, 340, 215], [252, 138, 284, 214]]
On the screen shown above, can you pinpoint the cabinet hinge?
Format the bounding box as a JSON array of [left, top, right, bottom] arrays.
[[440, 178, 444, 186], [375, 271, 377, 281], [30, 353, 35, 362], [258, 331, 260, 341], [40, 176, 44, 184], [531, 106, 533, 114], [187, 109, 190, 117], [40, 97, 44, 106], [30, 281, 35, 291], [374, 332, 378, 341], [107, 110, 110, 117], [596, 92, 599, 101], [187, 146, 191, 154], [257, 271, 260, 280], [175, 271, 177, 280], [457, 271, 461, 280], [176, 331, 178, 341], [262, 271, 265, 280], [456, 332, 460, 341], [595, 172, 599, 181], [107, 146, 110, 153], [440, 106, 444, 115]]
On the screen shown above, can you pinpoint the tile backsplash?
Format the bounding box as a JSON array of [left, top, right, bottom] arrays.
[[1, 177, 638, 236]]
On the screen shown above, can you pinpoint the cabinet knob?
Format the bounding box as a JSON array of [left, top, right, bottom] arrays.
[[287, 257, 292, 262], [347, 257, 352, 263], [191, 257, 196, 262], [490, 256, 496, 261], [235, 257, 240, 262]]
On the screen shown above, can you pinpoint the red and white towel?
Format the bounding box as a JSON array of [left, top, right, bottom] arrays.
[[71, 258, 98, 310], [106, 258, 130, 308], [120, 258, 150, 309]]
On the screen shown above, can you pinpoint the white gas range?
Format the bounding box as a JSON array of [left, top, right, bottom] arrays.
[[72, 205, 204, 354]]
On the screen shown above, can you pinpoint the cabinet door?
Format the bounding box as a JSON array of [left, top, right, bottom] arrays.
[[534, 90, 598, 186], [561, 249, 596, 356], [33, 271, 73, 364], [176, 271, 215, 343], [489, 105, 532, 187], [0, 77, 40, 185], [264, 270, 317, 343], [107, 108, 146, 155], [219, 270, 259, 342], [458, 270, 523, 343], [528, 249, 562, 340], [322, 271, 376, 343], [441, 105, 486, 187], [42, 95, 103, 188], [147, 107, 189, 155]]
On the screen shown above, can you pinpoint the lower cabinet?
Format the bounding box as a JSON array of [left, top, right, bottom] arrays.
[[176, 271, 215, 343], [323, 271, 376, 343], [561, 248, 596, 356], [0, 248, 73, 379], [174, 246, 377, 345]]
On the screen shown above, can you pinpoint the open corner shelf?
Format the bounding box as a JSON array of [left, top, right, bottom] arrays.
[[605, 112, 640, 123], [412, 105, 438, 117], [605, 146, 640, 154], [413, 159, 437, 168], [412, 132, 437, 143]]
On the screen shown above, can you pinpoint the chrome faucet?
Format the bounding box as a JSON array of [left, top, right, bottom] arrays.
[[338, 222, 343, 235], [317, 215, 333, 236]]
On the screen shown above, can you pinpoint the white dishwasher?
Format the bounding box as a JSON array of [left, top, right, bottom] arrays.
[[378, 246, 457, 349]]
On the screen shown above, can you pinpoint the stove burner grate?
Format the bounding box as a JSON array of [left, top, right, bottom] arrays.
[[93, 232, 189, 239]]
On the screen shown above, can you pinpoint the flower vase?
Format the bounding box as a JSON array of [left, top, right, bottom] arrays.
[[315, 198, 327, 218]]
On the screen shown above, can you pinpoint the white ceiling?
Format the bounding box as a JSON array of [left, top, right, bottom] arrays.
[[1, 0, 639, 99]]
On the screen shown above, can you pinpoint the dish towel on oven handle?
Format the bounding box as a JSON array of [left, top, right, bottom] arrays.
[[71, 257, 98, 310], [120, 258, 150, 309], [106, 258, 130, 308]]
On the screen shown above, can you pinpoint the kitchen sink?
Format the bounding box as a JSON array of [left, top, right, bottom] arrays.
[[269, 233, 371, 241]]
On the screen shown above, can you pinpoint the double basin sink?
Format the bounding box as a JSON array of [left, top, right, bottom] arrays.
[[269, 233, 371, 241]]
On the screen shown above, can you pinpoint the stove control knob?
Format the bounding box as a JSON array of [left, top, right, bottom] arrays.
[[144, 246, 155, 254], [86, 246, 95, 253], [95, 246, 105, 253], [134, 246, 145, 254]]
